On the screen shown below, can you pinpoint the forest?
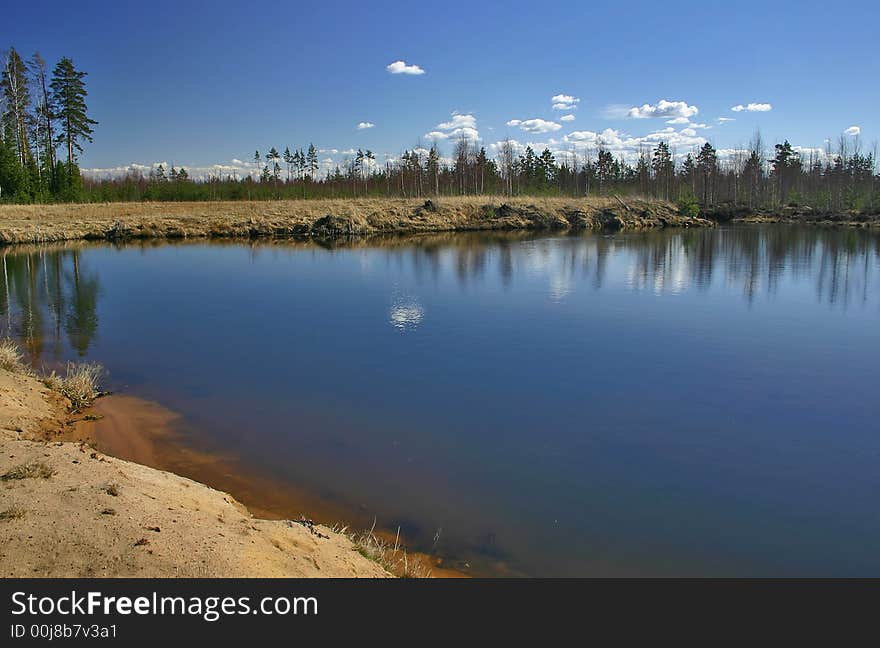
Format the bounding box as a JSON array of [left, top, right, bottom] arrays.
[[3, 45, 877, 217]]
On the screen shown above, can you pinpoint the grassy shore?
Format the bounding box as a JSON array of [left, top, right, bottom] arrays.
[[0, 196, 713, 246], [0, 340, 405, 578]]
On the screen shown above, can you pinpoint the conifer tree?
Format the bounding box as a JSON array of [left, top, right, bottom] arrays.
[[49, 57, 96, 171]]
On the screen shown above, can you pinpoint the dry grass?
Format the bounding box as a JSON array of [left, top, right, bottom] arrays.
[[0, 195, 619, 221], [101, 482, 120, 497], [45, 362, 103, 411], [0, 506, 27, 520], [1, 461, 55, 481], [332, 520, 432, 578], [0, 196, 695, 246], [2, 339, 103, 411], [0, 338, 26, 372]]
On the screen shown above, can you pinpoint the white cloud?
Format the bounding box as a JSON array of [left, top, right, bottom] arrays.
[[436, 114, 477, 131], [665, 117, 710, 129], [716, 117, 735, 123], [844, 125, 860, 136], [552, 94, 580, 111], [627, 99, 699, 119], [386, 60, 425, 75], [561, 123, 709, 158], [506, 118, 562, 134], [425, 113, 480, 141], [731, 103, 772, 112], [560, 114, 576, 122], [357, 122, 375, 130]]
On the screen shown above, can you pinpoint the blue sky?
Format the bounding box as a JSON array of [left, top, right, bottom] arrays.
[[7, 0, 879, 177]]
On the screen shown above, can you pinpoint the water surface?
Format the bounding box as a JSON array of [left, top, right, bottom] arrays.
[[3, 226, 879, 576]]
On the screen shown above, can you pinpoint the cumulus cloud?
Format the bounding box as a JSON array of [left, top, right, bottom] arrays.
[[357, 122, 375, 130], [506, 118, 562, 134], [552, 93, 580, 111], [425, 112, 479, 141], [731, 103, 772, 112], [81, 160, 259, 181], [386, 60, 425, 75], [627, 99, 699, 119], [560, 114, 575, 122], [844, 125, 860, 136], [560, 124, 709, 159], [437, 114, 476, 131]]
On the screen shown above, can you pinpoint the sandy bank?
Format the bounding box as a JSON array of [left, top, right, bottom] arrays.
[[0, 196, 712, 246], [0, 366, 391, 578]]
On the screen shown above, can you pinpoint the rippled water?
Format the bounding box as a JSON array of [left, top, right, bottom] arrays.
[[3, 226, 879, 576]]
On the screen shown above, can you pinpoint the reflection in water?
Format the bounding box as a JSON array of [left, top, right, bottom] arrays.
[[389, 296, 425, 331], [1, 246, 100, 363], [1, 227, 879, 576], [399, 227, 878, 308]]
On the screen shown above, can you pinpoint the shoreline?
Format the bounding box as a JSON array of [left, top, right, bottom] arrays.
[[68, 394, 468, 577], [0, 360, 401, 578], [0, 196, 712, 246], [0, 197, 876, 250]]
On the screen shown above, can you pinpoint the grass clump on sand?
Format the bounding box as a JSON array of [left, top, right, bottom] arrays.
[[0, 506, 27, 520], [1, 339, 104, 411], [333, 520, 432, 578], [45, 362, 104, 411], [0, 338, 26, 372], [1, 461, 55, 481]]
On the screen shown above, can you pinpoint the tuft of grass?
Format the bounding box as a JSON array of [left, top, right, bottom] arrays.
[[0, 339, 104, 411], [1, 461, 55, 481], [0, 506, 26, 520], [45, 362, 104, 411], [101, 483, 120, 497], [332, 520, 432, 578], [0, 338, 26, 372]]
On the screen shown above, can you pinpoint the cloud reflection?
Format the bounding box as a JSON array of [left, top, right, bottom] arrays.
[[389, 297, 424, 331]]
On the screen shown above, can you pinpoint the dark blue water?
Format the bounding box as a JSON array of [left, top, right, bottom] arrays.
[[3, 226, 879, 576]]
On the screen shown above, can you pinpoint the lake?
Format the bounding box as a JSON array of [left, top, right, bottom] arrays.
[[2, 226, 879, 576]]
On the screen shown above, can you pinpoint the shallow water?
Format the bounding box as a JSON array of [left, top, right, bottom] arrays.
[[3, 226, 879, 576]]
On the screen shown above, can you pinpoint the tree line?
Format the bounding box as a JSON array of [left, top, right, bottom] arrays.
[[1, 47, 96, 202], [3, 42, 876, 216], [86, 133, 877, 217]]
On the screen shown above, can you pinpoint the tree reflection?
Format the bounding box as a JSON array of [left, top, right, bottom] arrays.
[[0, 246, 100, 363], [392, 227, 879, 308]]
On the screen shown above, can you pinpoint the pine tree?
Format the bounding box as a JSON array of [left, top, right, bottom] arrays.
[[283, 146, 293, 182], [49, 57, 96, 172], [427, 145, 440, 195], [306, 143, 318, 180], [696, 142, 717, 205], [596, 149, 614, 194], [651, 141, 673, 200]]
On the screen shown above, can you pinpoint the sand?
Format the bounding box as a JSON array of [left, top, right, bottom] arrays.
[[0, 366, 390, 578]]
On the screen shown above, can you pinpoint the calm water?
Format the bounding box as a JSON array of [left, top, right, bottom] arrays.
[[3, 226, 879, 576]]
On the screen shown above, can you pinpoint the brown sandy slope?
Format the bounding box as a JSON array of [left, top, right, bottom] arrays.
[[0, 367, 390, 578], [0, 196, 711, 246]]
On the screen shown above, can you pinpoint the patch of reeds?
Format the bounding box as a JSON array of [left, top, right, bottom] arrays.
[[332, 519, 432, 578], [45, 362, 103, 411], [0, 338, 26, 372]]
